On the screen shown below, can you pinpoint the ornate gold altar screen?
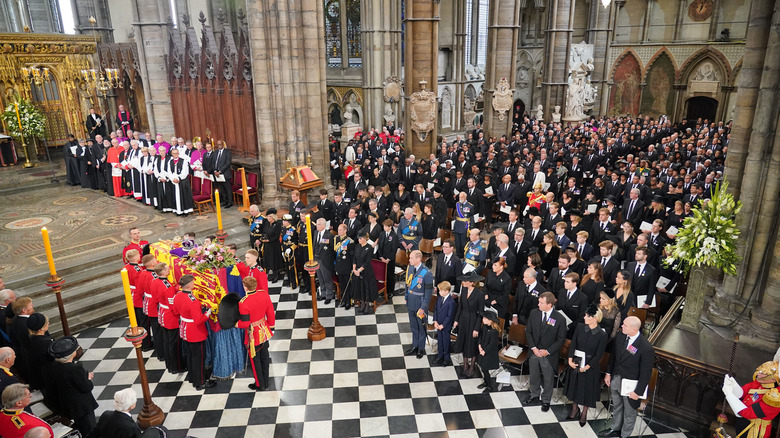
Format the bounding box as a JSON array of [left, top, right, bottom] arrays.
[[0, 32, 146, 148]]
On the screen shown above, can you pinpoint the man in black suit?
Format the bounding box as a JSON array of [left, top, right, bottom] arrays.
[[510, 229, 533, 277], [525, 216, 545, 248], [85, 108, 106, 139], [312, 219, 336, 301], [90, 387, 143, 438], [600, 316, 655, 438], [496, 174, 517, 222], [593, 241, 620, 288], [332, 192, 350, 225], [605, 172, 625, 200], [546, 255, 572, 298], [511, 268, 547, 326], [487, 234, 516, 275], [377, 219, 399, 295], [402, 157, 417, 187], [504, 209, 522, 236], [626, 246, 658, 309], [556, 273, 588, 338], [590, 208, 617, 246], [435, 240, 461, 292], [645, 219, 666, 253], [317, 189, 334, 223], [621, 188, 645, 229], [524, 292, 567, 411], [288, 190, 304, 225], [213, 141, 233, 208], [342, 207, 362, 240], [465, 178, 485, 218]]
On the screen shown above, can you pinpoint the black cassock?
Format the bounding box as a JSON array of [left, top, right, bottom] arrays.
[[118, 149, 133, 196], [64, 140, 80, 186], [164, 157, 194, 215], [76, 145, 90, 188], [88, 143, 106, 191], [153, 156, 169, 211]]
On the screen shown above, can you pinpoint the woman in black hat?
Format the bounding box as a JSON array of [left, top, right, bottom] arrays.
[[644, 194, 668, 224], [352, 233, 378, 314], [49, 336, 98, 436], [25, 313, 53, 391], [452, 272, 485, 378], [564, 303, 608, 427], [476, 307, 501, 394]]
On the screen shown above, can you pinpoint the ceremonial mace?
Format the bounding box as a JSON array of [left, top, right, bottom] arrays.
[[120, 269, 165, 428], [304, 214, 325, 341]]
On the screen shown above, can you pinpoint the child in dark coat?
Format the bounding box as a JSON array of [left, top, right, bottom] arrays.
[[433, 281, 456, 366], [477, 306, 501, 393]]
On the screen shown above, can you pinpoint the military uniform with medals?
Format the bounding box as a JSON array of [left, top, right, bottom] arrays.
[[281, 215, 299, 289]]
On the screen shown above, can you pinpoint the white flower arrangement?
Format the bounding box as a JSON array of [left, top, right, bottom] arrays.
[[2, 99, 47, 139], [664, 181, 742, 276]]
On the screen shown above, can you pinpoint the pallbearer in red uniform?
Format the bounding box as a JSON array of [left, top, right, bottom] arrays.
[[173, 275, 215, 390], [122, 227, 149, 263], [722, 360, 780, 438], [123, 249, 152, 351], [153, 263, 186, 374], [237, 277, 275, 391], [238, 249, 269, 294], [137, 254, 159, 356]]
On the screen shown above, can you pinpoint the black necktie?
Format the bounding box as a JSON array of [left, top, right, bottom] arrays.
[[515, 242, 520, 253], [542, 312, 548, 324], [601, 257, 606, 266], [636, 264, 641, 276], [579, 244, 583, 254]]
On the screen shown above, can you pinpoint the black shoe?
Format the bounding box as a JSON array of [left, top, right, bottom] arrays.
[[568, 408, 581, 420], [344, 303, 351, 311], [248, 383, 263, 391], [440, 359, 452, 367], [597, 429, 621, 437], [477, 383, 486, 389], [416, 351, 425, 359], [579, 418, 587, 427], [541, 403, 550, 412], [324, 299, 332, 305], [432, 357, 442, 365], [482, 387, 493, 394], [205, 379, 216, 388], [404, 347, 418, 356], [523, 395, 540, 405]]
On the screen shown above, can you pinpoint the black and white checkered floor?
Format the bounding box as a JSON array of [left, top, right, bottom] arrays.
[[74, 282, 691, 438]]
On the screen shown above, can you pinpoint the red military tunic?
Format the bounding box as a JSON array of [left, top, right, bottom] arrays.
[[122, 240, 149, 263], [237, 290, 276, 346], [124, 263, 144, 308], [140, 271, 158, 317], [0, 408, 54, 438], [736, 381, 780, 438], [154, 276, 178, 329], [237, 262, 269, 293], [173, 291, 209, 342]]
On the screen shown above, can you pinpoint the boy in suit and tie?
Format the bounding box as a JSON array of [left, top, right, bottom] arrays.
[[432, 281, 456, 366]]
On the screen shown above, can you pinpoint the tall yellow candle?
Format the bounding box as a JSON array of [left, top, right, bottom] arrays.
[[215, 189, 223, 230], [120, 268, 138, 327], [14, 102, 23, 131], [40, 227, 57, 277], [306, 214, 314, 261]]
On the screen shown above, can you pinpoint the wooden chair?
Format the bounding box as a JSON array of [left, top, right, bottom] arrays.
[[233, 169, 259, 204], [333, 272, 342, 301], [498, 324, 529, 376], [425, 294, 439, 345], [371, 259, 390, 310], [394, 248, 410, 290], [419, 238, 434, 266], [554, 338, 572, 402], [627, 307, 647, 326], [194, 178, 215, 215], [432, 228, 452, 253], [638, 368, 660, 435], [191, 176, 202, 196]]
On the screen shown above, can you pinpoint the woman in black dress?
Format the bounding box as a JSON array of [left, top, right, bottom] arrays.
[[421, 204, 438, 240], [617, 221, 636, 263], [580, 262, 605, 305], [361, 212, 382, 245], [666, 200, 686, 230], [484, 258, 512, 319], [26, 313, 54, 391], [538, 232, 560, 279], [394, 182, 411, 210], [477, 307, 501, 393], [352, 233, 378, 314], [613, 270, 637, 320], [564, 303, 608, 427], [389, 202, 403, 225], [452, 272, 485, 378], [598, 290, 622, 349]]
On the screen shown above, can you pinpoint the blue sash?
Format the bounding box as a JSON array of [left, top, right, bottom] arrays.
[[336, 237, 352, 256]]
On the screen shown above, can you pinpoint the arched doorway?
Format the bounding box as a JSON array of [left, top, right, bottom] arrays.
[[685, 96, 718, 123], [512, 99, 525, 125]]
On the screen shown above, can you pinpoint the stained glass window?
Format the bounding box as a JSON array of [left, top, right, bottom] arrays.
[[465, 0, 473, 66], [346, 0, 361, 67], [325, 0, 342, 67], [477, 0, 489, 66]]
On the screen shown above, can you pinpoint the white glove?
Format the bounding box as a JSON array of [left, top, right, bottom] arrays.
[[285, 248, 292, 257], [724, 392, 746, 418], [728, 376, 743, 398]]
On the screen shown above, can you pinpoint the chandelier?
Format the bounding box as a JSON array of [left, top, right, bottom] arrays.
[[20, 66, 51, 86], [81, 68, 121, 97]]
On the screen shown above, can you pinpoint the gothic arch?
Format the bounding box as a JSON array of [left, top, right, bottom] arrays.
[[608, 51, 642, 117], [643, 47, 679, 82], [677, 48, 731, 84], [609, 49, 643, 82], [730, 57, 743, 88]]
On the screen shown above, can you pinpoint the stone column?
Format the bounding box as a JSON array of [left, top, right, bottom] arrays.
[[746, 210, 780, 348], [587, 0, 612, 116], [543, 0, 575, 116], [361, 0, 401, 130], [452, 0, 466, 131], [404, 0, 439, 158], [483, 0, 521, 138], [131, 0, 175, 136], [708, 0, 777, 325], [246, 0, 329, 207]]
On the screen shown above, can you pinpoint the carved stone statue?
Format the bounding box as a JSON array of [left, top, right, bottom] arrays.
[[552, 105, 561, 123], [383, 102, 396, 125], [344, 94, 359, 126], [463, 97, 477, 129], [535, 104, 544, 120], [491, 77, 513, 121]]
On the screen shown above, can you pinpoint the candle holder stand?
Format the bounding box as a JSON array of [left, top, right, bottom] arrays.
[[304, 260, 326, 341], [216, 229, 228, 244], [123, 326, 165, 429]]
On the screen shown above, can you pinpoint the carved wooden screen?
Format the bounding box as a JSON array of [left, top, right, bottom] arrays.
[[167, 12, 258, 159]]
